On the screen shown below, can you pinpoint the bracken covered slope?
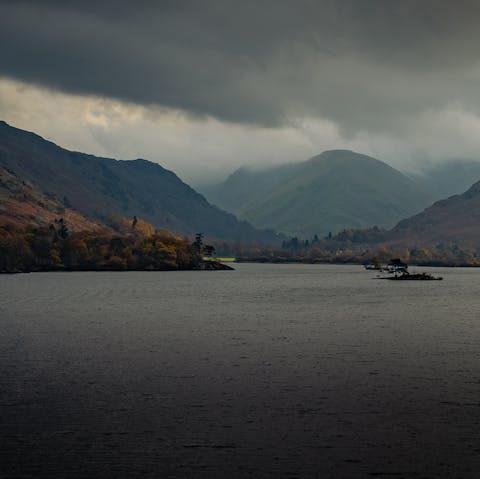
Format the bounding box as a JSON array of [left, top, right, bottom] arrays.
[[0, 165, 106, 231]]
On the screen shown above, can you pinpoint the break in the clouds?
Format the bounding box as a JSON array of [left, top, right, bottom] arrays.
[[2, 1, 480, 182], [4, 77, 480, 186]]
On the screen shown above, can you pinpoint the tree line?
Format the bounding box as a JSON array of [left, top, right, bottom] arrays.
[[211, 227, 480, 267], [0, 220, 202, 273]]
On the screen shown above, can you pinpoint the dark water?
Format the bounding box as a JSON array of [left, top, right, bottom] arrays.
[[1, 264, 480, 478]]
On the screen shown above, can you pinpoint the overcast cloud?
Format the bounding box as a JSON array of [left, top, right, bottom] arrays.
[[1, 0, 480, 183]]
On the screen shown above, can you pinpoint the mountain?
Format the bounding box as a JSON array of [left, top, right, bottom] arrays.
[[386, 181, 480, 250], [201, 150, 433, 237], [0, 121, 276, 243]]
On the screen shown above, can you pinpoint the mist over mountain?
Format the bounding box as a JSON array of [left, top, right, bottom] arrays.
[[406, 159, 480, 199], [0, 121, 277, 243], [201, 150, 434, 237]]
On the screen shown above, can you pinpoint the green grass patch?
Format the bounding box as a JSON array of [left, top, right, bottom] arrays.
[[203, 256, 236, 262]]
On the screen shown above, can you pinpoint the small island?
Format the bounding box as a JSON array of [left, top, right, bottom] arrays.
[[374, 258, 443, 280]]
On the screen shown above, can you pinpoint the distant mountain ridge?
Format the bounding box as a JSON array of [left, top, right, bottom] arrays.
[[202, 150, 434, 237], [0, 121, 277, 243]]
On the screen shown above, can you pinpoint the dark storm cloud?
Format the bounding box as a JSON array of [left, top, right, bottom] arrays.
[[1, 0, 480, 131]]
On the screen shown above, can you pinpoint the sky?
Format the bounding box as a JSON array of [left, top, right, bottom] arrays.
[[2, 0, 480, 185]]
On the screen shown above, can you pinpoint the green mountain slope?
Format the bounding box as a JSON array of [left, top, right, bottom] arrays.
[[0, 121, 276, 243], [201, 163, 298, 214], [203, 150, 433, 237]]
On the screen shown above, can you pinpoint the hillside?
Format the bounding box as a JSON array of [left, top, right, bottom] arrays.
[[0, 165, 106, 231], [386, 181, 480, 250], [0, 121, 276, 243], [202, 150, 433, 237]]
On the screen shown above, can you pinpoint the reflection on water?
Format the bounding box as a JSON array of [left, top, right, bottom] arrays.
[[1, 264, 479, 477]]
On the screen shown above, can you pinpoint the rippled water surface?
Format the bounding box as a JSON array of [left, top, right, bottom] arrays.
[[1, 264, 480, 478]]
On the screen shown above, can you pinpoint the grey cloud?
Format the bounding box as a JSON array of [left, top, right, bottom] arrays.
[[1, 0, 480, 132]]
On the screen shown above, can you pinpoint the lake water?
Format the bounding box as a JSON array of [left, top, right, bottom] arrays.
[[1, 264, 480, 478]]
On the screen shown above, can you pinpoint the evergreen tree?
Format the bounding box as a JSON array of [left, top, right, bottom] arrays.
[[57, 218, 69, 239], [194, 233, 203, 253]]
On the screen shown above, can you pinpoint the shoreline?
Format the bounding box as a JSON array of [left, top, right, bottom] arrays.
[[235, 258, 480, 267], [0, 260, 234, 274], [3, 260, 478, 274]]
